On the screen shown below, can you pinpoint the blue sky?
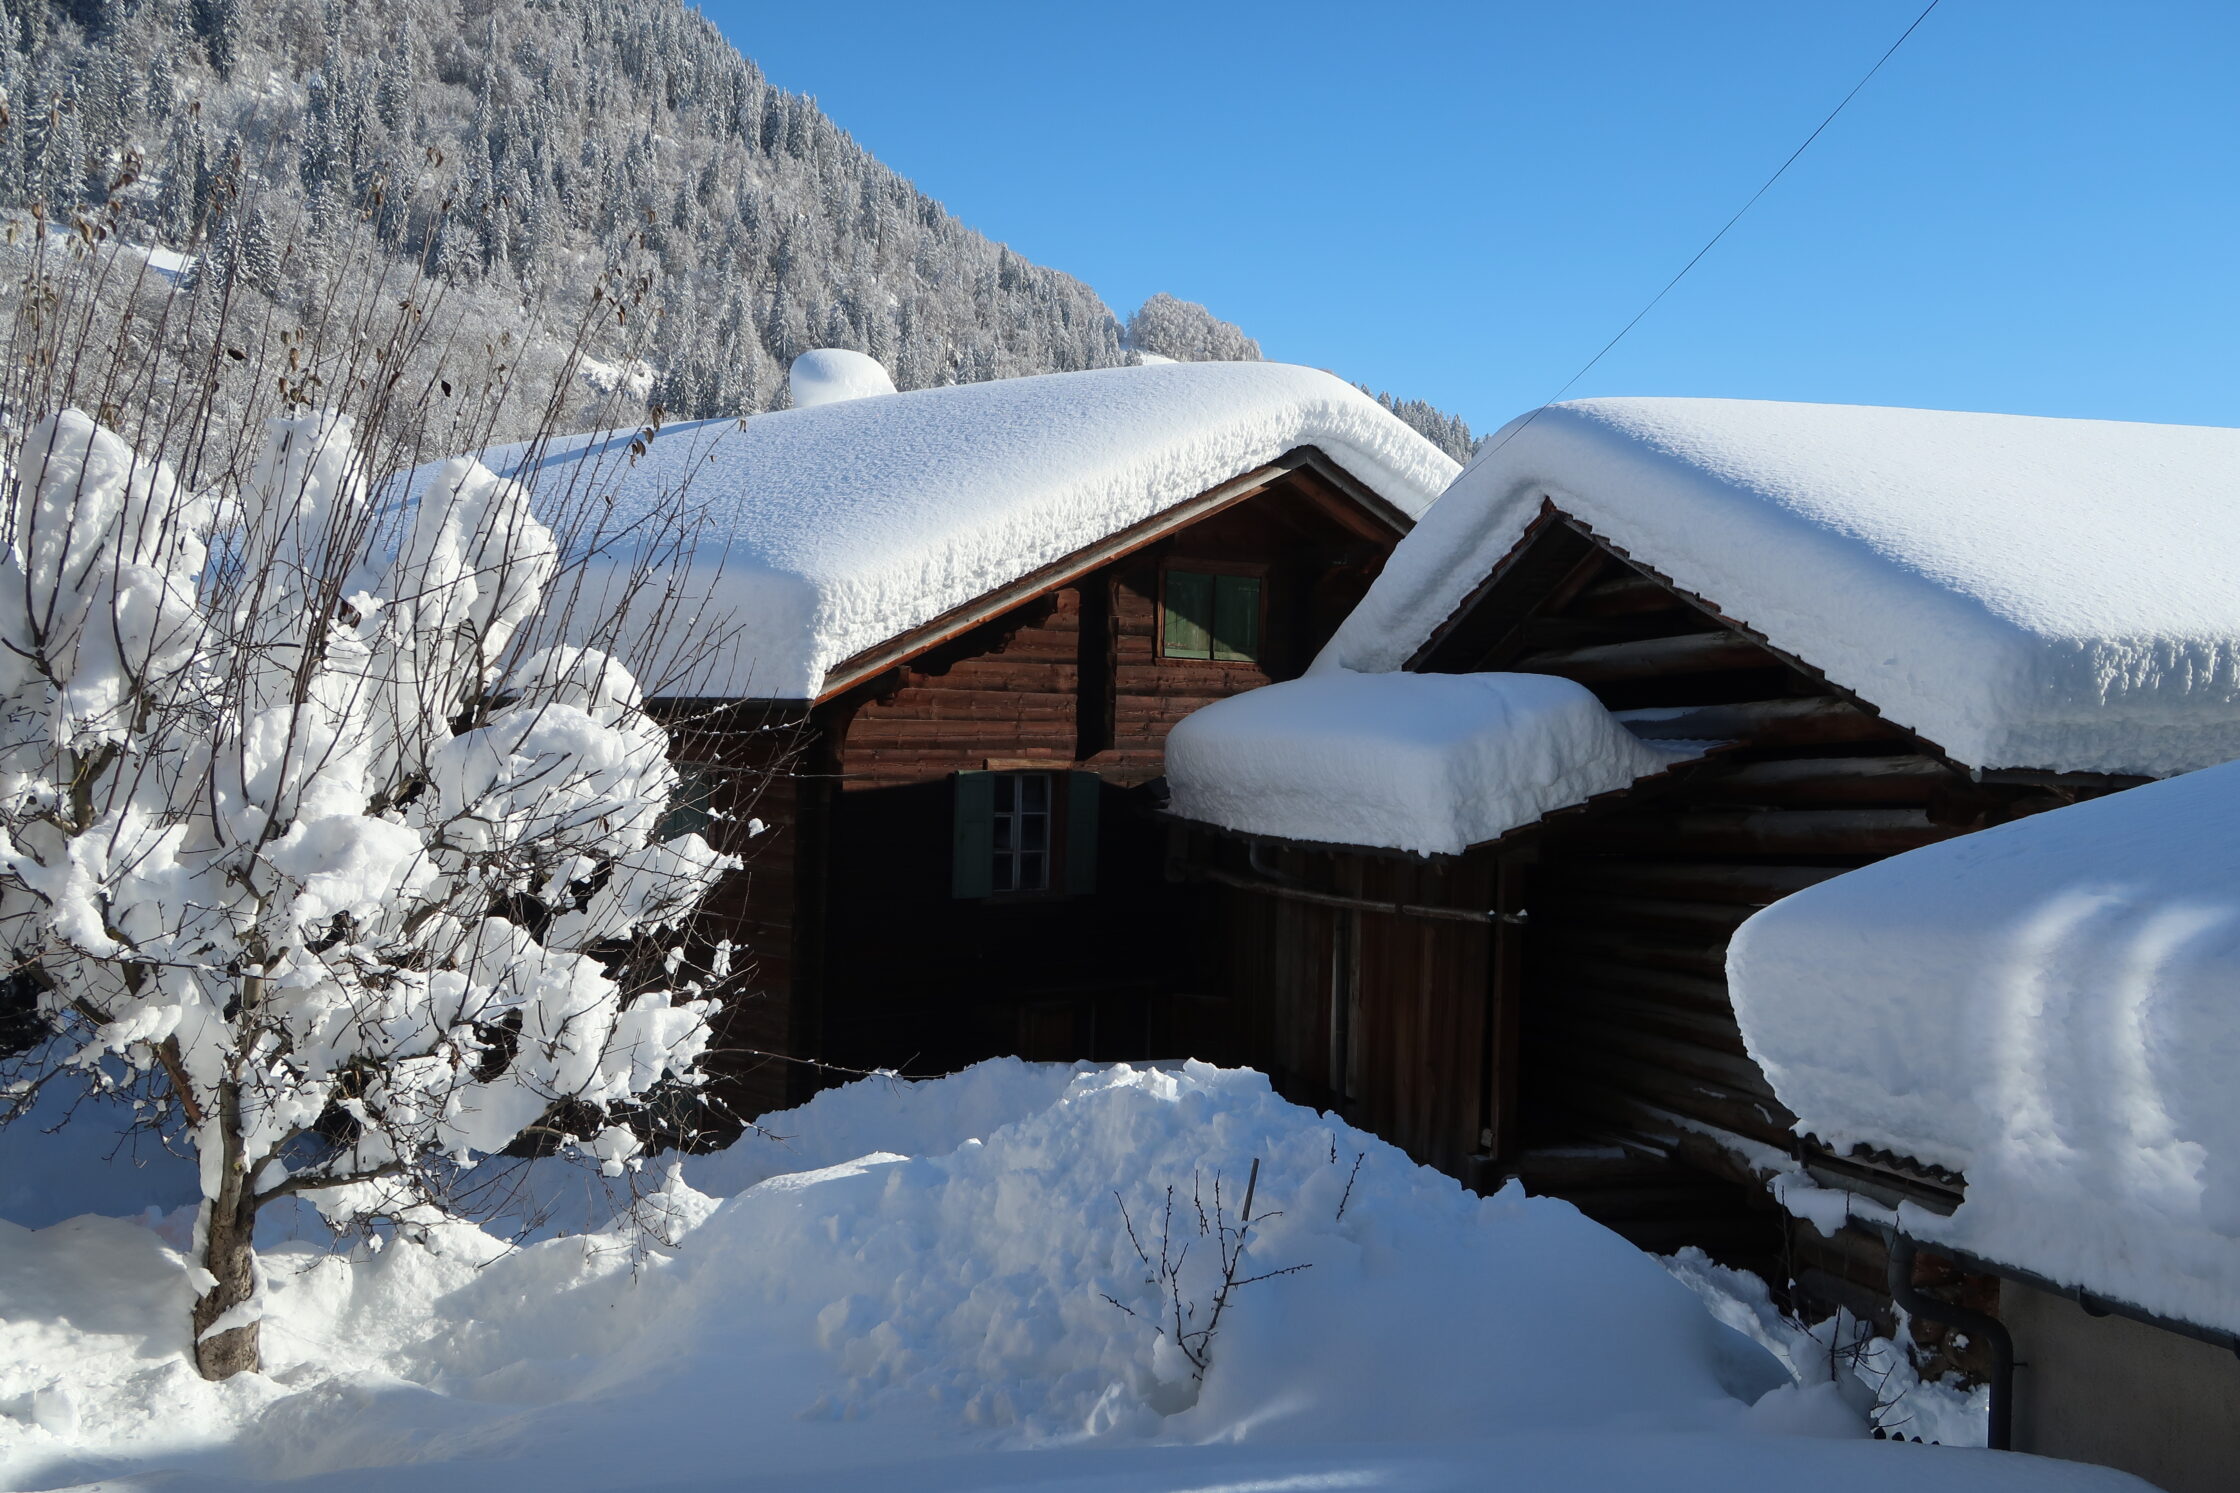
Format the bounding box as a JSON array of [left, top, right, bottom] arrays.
[[703, 2, 2237, 435]]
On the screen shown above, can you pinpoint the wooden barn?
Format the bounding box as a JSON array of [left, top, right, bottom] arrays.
[[521, 355, 1457, 1116], [1161, 398, 2240, 1305]]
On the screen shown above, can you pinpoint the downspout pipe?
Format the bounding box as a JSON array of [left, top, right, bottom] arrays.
[[1886, 1233, 2014, 1451]]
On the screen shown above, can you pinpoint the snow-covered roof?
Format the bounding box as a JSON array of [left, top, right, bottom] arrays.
[[1165, 671, 1697, 855], [1729, 760, 2240, 1335], [1317, 398, 2240, 777], [497, 362, 1457, 701]]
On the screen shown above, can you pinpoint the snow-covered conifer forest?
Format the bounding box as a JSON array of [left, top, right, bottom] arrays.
[[0, 0, 1479, 458]]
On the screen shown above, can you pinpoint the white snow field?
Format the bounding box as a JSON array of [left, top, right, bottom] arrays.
[[482, 360, 1457, 701], [1316, 398, 2240, 776], [1165, 670, 1697, 854], [1730, 756, 2240, 1340], [0, 1062, 2147, 1492]]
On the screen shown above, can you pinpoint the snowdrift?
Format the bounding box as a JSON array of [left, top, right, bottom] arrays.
[[0, 1062, 2149, 1491]]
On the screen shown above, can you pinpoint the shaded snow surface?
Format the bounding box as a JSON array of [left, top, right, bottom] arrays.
[[1165, 670, 1695, 853], [480, 361, 1456, 700], [0, 1061, 2149, 1491], [1318, 398, 2240, 775], [1731, 757, 2240, 1338]]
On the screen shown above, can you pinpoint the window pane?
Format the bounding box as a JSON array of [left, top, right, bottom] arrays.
[[1018, 852, 1047, 891], [1022, 773, 1049, 811], [993, 775, 1016, 812], [1163, 570, 1213, 659], [1021, 812, 1049, 853], [1213, 575, 1262, 661], [993, 854, 1017, 893], [993, 817, 1014, 851]]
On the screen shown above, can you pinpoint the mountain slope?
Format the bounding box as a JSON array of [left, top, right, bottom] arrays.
[[0, 0, 1474, 456]]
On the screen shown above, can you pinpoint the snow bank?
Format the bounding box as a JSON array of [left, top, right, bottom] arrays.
[[0, 1059, 2144, 1491], [1318, 399, 2240, 776], [788, 347, 897, 407], [485, 362, 1456, 700], [1164, 670, 1695, 854], [1730, 759, 2240, 1335]]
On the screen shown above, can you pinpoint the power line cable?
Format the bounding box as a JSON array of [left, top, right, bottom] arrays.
[[1478, 0, 1942, 458]]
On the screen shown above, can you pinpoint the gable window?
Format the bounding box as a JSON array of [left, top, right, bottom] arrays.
[[952, 770, 1102, 898], [1161, 566, 1263, 663]]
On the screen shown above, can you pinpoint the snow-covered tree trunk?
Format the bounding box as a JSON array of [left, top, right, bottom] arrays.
[[192, 1077, 262, 1380]]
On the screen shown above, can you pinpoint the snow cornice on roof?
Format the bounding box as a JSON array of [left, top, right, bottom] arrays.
[[1317, 398, 2240, 778], [504, 362, 1459, 702], [1729, 758, 2240, 1337]]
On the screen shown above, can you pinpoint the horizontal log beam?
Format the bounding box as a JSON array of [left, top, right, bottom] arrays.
[[1537, 924, 1728, 977], [1533, 860, 1849, 905], [1566, 808, 1954, 857], [1525, 1008, 1772, 1093], [1516, 629, 1776, 682], [1568, 570, 1689, 618], [1543, 1063, 1800, 1153], [1616, 695, 1902, 747], [1532, 894, 1757, 934], [1694, 752, 1954, 806], [1539, 986, 1753, 1056], [1529, 955, 1735, 1015]]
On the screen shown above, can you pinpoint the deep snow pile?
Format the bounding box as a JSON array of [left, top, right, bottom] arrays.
[[1730, 758, 2240, 1338], [1165, 670, 1696, 853], [474, 360, 1456, 700], [0, 1062, 2147, 1491], [1316, 398, 2240, 776]]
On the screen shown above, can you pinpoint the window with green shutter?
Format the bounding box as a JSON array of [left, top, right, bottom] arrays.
[[952, 769, 1102, 898], [1161, 567, 1264, 663]]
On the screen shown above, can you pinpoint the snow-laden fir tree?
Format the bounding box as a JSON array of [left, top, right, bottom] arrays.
[[1124, 293, 1263, 364], [0, 402, 733, 1380]]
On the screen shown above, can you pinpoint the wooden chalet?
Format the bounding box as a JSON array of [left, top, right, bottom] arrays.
[[1162, 399, 2240, 1341], [531, 356, 1458, 1117]]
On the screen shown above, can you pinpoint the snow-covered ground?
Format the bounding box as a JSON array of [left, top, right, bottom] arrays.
[[0, 1062, 2148, 1491]]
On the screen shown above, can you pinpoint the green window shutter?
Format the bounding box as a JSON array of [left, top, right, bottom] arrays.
[[1163, 569, 1213, 659], [952, 771, 995, 899], [655, 764, 719, 843], [1212, 574, 1262, 662], [1065, 771, 1101, 895]]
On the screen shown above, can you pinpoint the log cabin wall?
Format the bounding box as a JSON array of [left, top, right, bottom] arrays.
[[1414, 510, 2138, 1279], [804, 471, 1403, 1087], [659, 702, 821, 1119]]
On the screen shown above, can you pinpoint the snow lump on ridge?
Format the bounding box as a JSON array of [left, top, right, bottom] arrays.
[[788, 347, 898, 408], [1165, 671, 1696, 854]]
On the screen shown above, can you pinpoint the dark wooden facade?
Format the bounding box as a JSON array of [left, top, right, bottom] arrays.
[[677, 450, 1415, 1119], [1178, 503, 2140, 1302]]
